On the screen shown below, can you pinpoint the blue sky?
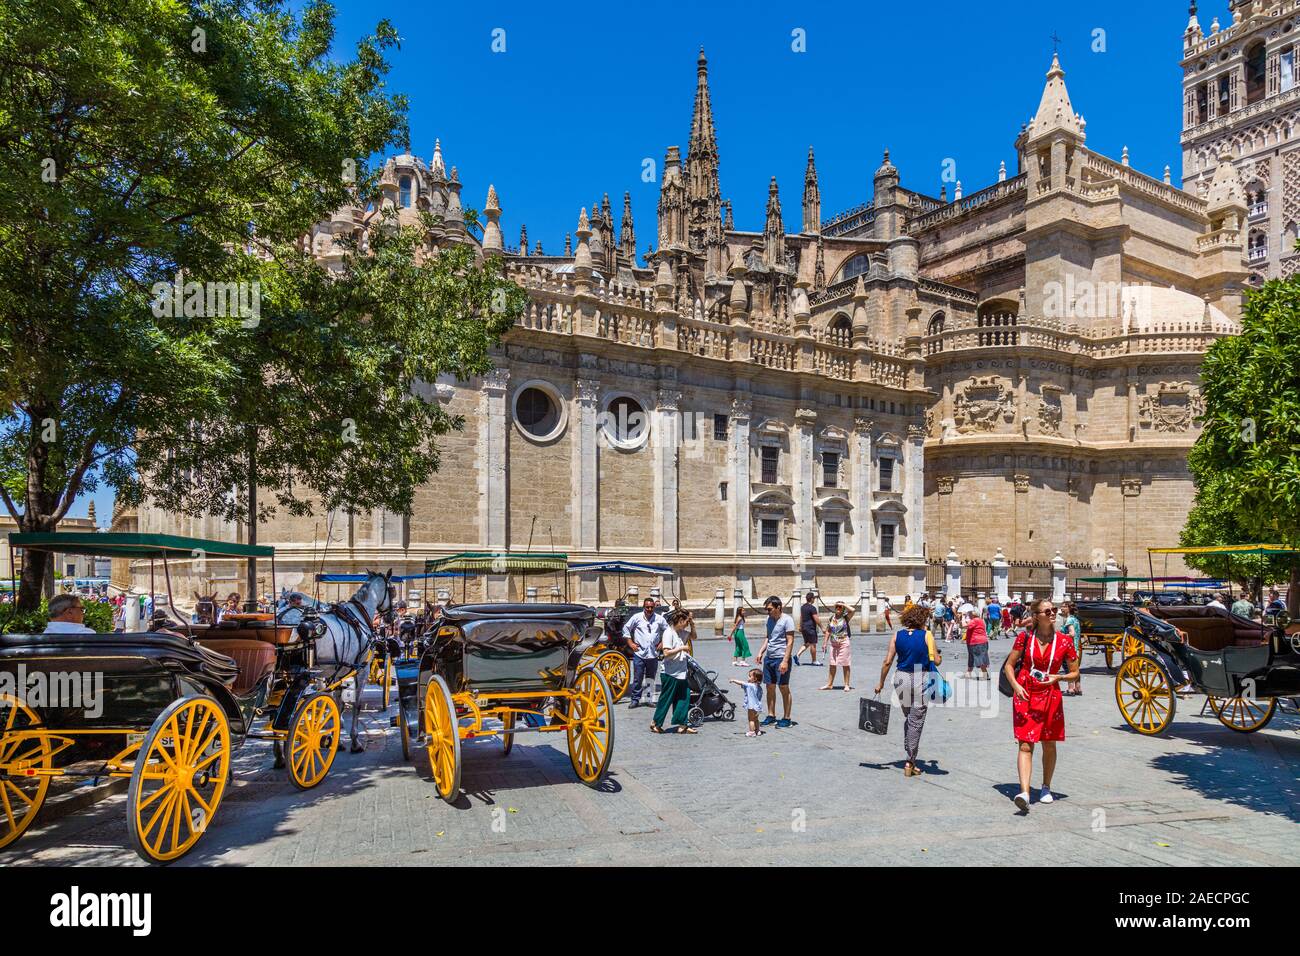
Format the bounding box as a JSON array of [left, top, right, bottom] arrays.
[[76, 0, 1201, 525]]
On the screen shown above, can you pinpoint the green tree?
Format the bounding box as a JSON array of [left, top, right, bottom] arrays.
[[122, 211, 524, 598], [0, 0, 412, 608], [1185, 277, 1300, 612]]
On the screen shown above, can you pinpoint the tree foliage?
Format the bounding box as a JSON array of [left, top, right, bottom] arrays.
[[1183, 277, 1300, 599], [0, 0, 521, 607]]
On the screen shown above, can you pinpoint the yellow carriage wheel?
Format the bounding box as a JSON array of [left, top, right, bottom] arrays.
[[127, 696, 230, 864], [1121, 631, 1144, 660], [566, 668, 614, 787], [501, 711, 515, 757], [1207, 695, 1276, 733], [591, 650, 631, 702], [380, 656, 393, 711], [423, 675, 460, 803], [0, 693, 52, 851], [1114, 654, 1176, 736], [288, 692, 341, 790]]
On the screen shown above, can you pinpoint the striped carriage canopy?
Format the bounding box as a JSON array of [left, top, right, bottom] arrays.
[[8, 531, 274, 559], [423, 552, 569, 574], [1148, 545, 1300, 556]]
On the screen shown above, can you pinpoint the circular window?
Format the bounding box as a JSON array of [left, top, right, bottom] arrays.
[[601, 394, 649, 449], [512, 382, 566, 442]]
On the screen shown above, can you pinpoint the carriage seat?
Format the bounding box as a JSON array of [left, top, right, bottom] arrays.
[[197, 638, 276, 696], [1170, 617, 1264, 653]]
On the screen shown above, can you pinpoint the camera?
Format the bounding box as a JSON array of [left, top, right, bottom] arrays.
[[1029, 667, 1050, 682]]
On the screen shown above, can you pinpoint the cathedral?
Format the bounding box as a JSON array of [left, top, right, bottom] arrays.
[[140, 31, 1252, 606]]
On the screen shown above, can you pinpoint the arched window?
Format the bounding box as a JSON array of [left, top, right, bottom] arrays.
[[399, 175, 413, 207], [827, 313, 851, 346], [837, 254, 870, 284], [1248, 228, 1268, 263], [977, 301, 1019, 347], [1246, 42, 1267, 105], [926, 312, 945, 355]]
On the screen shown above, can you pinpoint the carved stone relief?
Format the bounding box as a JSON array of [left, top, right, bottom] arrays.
[[952, 375, 1016, 434], [1138, 382, 1204, 433]]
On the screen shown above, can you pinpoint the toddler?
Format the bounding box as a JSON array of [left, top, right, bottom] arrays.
[[729, 668, 765, 736]]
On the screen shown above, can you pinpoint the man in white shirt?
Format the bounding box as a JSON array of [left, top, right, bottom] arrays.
[[1207, 592, 1228, 611], [622, 597, 667, 708], [43, 593, 96, 634]]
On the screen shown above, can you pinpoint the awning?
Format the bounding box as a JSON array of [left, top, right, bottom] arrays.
[[424, 552, 569, 574], [315, 572, 469, 583], [567, 561, 674, 575], [1149, 545, 1300, 556], [8, 532, 274, 559]]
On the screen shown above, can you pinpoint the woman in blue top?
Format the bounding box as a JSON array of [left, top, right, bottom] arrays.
[[874, 605, 941, 777]]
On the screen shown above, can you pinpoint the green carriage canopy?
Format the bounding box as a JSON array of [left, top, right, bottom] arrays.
[[424, 552, 569, 574], [8, 531, 274, 560], [1148, 545, 1300, 557]]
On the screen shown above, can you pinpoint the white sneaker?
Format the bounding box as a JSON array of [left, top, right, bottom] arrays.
[[1039, 787, 1054, 804], [1014, 792, 1030, 813]]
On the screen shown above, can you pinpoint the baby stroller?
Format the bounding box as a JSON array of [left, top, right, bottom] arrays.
[[684, 655, 737, 728]]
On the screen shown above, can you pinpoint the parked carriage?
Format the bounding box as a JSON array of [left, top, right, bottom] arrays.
[[0, 533, 387, 863], [1076, 599, 1299, 736], [394, 602, 614, 801]]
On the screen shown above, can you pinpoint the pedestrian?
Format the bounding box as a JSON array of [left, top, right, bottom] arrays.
[[944, 599, 957, 641], [1230, 591, 1255, 619], [1003, 598, 1080, 813], [874, 604, 937, 777], [754, 595, 796, 728], [794, 591, 821, 665], [729, 667, 766, 737], [1207, 591, 1227, 611], [650, 610, 696, 734], [986, 596, 1002, 639], [1266, 589, 1286, 615], [670, 598, 697, 655], [42, 593, 96, 634], [1058, 601, 1083, 696], [964, 608, 990, 679], [727, 606, 752, 666], [623, 596, 667, 709], [881, 594, 893, 631], [217, 592, 240, 623], [820, 601, 854, 691]]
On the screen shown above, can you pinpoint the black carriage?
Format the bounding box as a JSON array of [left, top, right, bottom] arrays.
[[1, 533, 354, 863], [1076, 599, 1299, 735], [394, 602, 614, 802]]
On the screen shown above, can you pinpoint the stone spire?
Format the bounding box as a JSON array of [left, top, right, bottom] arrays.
[[564, 233, 572, 257], [1205, 151, 1247, 227], [619, 191, 636, 264], [657, 145, 687, 249], [802, 146, 820, 234], [573, 208, 594, 292], [519, 224, 528, 257], [763, 177, 785, 268], [723, 199, 734, 231], [814, 235, 826, 291], [685, 48, 724, 256], [87, 500, 97, 524], [1028, 54, 1083, 141], [1186, 2, 1202, 42], [430, 138, 446, 180], [481, 184, 503, 254], [727, 250, 749, 325]]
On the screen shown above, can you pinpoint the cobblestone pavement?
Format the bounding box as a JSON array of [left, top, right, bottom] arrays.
[[9, 635, 1299, 866]]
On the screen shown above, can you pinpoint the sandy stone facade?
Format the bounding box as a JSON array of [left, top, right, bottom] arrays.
[[1181, 0, 1300, 283], [140, 39, 1250, 604]]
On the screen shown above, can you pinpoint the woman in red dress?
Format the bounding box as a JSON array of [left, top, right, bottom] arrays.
[[1003, 597, 1079, 813]]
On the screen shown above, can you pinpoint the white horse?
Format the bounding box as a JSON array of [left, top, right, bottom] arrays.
[[274, 569, 393, 762]]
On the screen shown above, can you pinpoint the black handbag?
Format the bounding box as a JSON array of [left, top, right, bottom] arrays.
[[999, 631, 1029, 698], [859, 694, 891, 735]]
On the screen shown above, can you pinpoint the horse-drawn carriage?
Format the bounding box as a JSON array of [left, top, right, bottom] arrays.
[[394, 602, 615, 801], [0, 533, 391, 863], [1075, 599, 1300, 736]]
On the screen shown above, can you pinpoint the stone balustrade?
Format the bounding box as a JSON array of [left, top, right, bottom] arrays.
[[906, 175, 1028, 233]]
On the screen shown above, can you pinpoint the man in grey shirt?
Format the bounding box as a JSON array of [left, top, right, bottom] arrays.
[[755, 595, 797, 728], [622, 597, 667, 708]]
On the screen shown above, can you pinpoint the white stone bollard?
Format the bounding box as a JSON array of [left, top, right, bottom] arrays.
[[714, 589, 726, 639], [1051, 550, 1067, 603], [860, 590, 871, 633]]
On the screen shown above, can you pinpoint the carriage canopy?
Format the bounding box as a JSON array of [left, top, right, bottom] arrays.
[[423, 552, 569, 574], [8, 531, 274, 559]]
